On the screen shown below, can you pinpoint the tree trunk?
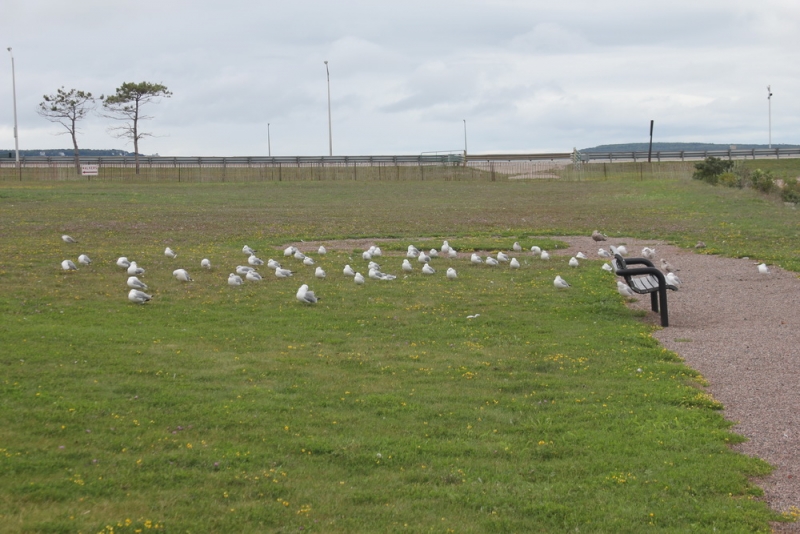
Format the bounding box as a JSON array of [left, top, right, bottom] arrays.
[[71, 129, 81, 175]]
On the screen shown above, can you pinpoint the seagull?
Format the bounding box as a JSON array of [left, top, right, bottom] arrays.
[[576, 252, 588, 260], [354, 272, 365, 284], [284, 246, 297, 257], [61, 259, 77, 271], [466, 314, 481, 319], [666, 272, 682, 287], [497, 251, 509, 262], [598, 248, 611, 259], [62, 235, 77, 243], [78, 254, 92, 265], [470, 253, 483, 264], [441, 240, 451, 254], [485, 257, 499, 266], [116, 256, 131, 269], [228, 273, 243, 286], [248, 255, 264, 266], [236, 265, 254, 275], [303, 256, 315, 266], [510, 258, 520, 269], [695, 241, 706, 249], [296, 284, 319, 304], [591, 230, 607, 242], [402, 259, 413, 272], [274, 267, 293, 278], [318, 245, 327, 255], [164, 247, 177, 259], [530, 246, 541, 255], [660, 259, 678, 273], [758, 263, 770, 275], [267, 259, 281, 269], [417, 251, 431, 263], [615, 245, 628, 256], [315, 266, 326, 279], [540, 250, 550, 260], [362, 250, 372, 261], [172, 269, 193, 282], [617, 281, 636, 297], [446, 267, 458, 279], [368, 261, 381, 271], [602, 262, 614, 272], [569, 257, 579, 267], [513, 242, 522, 252], [553, 275, 570, 288], [422, 263, 436, 274], [369, 268, 396, 281], [294, 250, 306, 260], [127, 262, 145, 276], [641, 247, 656, 260], [448, 248, 458, 258], [372, 247, 382, 257], [246, 270, 263, 282], [407, 245, 419, 258], [429, 248, 439, 258], [201, 258, 211, 269], [343, 264, 355, 276], [243, 245, 256, 255], [127, 276, 148, 290], [128, 289, 152, 304]]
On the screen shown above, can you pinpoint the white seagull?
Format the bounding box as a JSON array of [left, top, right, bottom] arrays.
[[296, 284, 319, 304], [497, 251, 509, 262], [470, 253, 483, 264], [617, 281, 636, 297], [446, 267, 458, 280], [422, 263, 436, 274], [243, 245, 256, 255], [666, 272, 682, 287], [127, 262, 145, 276], [343, 264, 356, 277], [429, 248, 439, 258], [128, 289, 152, 304], [407, 245, 419, 258], [368, 261, 381, 271], [569, 257, 579, 268], [61, 259, 77, 271], [62, 235, 77, 243], [372, 247, 382, 257], [284, 246, 297, 257], [165, 247, 177, 259], [758, 263, 770, 275], [369, 268, 397, 281], [553, 275, 570, 288], [540, 250, 550, 260], [315, 266, 326, 279], [127, 276, 148, 290], [294, 250, 306, 260], [236, 265, 254, 275], [78, 254, 92, 265], [274, 267, 293, 278], [441, 240, 451, 254], [510, 258, 520, 269], [201, 258, 211, 269], [362, 250, 373, 260], [615, 245, 629, 256], [172, 269, 193, 282], [318, 245, 327, 255], [598, 248, 611, 259], [354, 272, 365, 284], [602, 262, 614, 272], [228, 273, 244, 286], [417, 251, 431, 263], [303, 256, 315, 266], [246, 270, 263, 282], [267, 259, 281, 269], [530, 246, 541, 255], [576, 252, 588, 260], [248, 255, 264, 266], [402, 259, 413, 272], [513, 242, 522, 252], [448, 248, 458, 258], [641, 247, 656, 260], [116, 256, 131, 269], [485, 257, 499, 266]]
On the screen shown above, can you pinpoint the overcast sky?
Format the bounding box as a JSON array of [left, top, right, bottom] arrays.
[[1, 0, 798, 156]]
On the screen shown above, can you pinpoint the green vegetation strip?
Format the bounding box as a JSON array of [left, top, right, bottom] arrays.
[[1, 177, 797, 532]]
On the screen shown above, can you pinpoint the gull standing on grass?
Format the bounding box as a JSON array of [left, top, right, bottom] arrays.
[[296, 284, 319, 304], [569, 257, 579, 268], [228, 273, 244, 286], [315, 266, 326, 279], [318, 245, 327, 255], [407, 245, 419, 258], [617, 281, 636, 297], [418, 251, 431, 263], [354, 272, 365, 285], [61, 259, 77, 271], [530, 246, 541, 255], [441, 240, 451, 254], [78, 254, 92, 265], [446, 267, 458, 280], [553, 275, 570, 288], [470, 253, 483, 265], [128, 289, 152, 304], [172, 269, 193, 282], [510, 258, 520, 269], [402, 259, 413, 272], [246, 271, 263, 282], [165, 247, 177, 259], [343, 264, 356, 276], [62, 235, 77, 243], [362, 250, 372, 261], [513, 242, 522, 252], [303, 256, 315, 266], [497, 251, 509, 262], [127, 276, 148, 290], [540, 250, 550, 260], [294, 250, 306, 261], [201, 258, 212, 269]]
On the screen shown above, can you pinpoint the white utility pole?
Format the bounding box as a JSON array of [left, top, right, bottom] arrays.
[[7, 47, 19, 165], [767, 85, 773, 149], [324, 61, 332, 156]]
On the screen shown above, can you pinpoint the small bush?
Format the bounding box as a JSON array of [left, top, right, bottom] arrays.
[[782, 179, 800, 204], [718, 172, 742, 188], [693, 156, 733, 185], [750, 169, 776, 193]]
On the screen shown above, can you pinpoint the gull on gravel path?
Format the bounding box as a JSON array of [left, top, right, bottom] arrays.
[[666, 272, 682, 287], [343, 264, 355, 276], [165, 247, 177, 259], [422, 263, 436, 274], [128, 289, 152, 304], [246, 271, 263, 282], [569, 257, 579, 268], [62, 235, 77, 243], [510, 258, 520, 269], [641, 247, 656, 260], [354, 272, 365, 284], [553, 275, 570, 288], [78, 254, 92, 265], [758, 263, 770, 275], [61, 259, 77, 271], [201, 258, 211, 269], [617, 281, 636, 297], [172, 269, 193, 282], [660, 259, 679, 273], [228, 273, 244, 286], [591, 230, 607, 242], [315, 266, 326, 279], [296, 284, 319, 304], [576, 252, 588, 260], [446, 267, 458, 280], [127, 276, 148, 290]]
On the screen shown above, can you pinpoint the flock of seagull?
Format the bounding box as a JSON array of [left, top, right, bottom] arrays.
[[56, 232, 706, 308]]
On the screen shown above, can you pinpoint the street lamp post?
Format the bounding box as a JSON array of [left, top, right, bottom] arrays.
[[324, 60, 332, 157], [767, 85, 773, 149], [267, 123, 271, 157], [463, 119, 468, 156], [7, 47, 19, 166]]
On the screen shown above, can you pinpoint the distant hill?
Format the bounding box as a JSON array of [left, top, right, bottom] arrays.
[[2, 149, 136, 157], [580, 142, 800, 152]]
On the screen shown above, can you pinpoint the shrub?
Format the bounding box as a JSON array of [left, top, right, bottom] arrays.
[[781, 179, 800, 204], [693, 156, 734, 185], [718, 172, 742, 188], [750, 169, 776, 193]]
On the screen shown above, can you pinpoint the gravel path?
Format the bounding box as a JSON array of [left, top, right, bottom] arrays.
[[558, 236, 800, 531]]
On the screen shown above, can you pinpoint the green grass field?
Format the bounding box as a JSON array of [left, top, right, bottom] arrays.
[[1, 176, 798, 532]]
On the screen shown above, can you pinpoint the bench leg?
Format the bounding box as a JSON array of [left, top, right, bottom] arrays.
[[650, 292, 659, 313], [658, 287, 669, 327]]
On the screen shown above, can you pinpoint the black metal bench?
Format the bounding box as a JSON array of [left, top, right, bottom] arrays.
[[612, 254, 678, 327]]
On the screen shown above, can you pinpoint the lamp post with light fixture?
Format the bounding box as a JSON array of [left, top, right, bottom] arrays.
[[7, 47, 19, 166], [324, 61, 332, 156], [767, 85, 773, 149]]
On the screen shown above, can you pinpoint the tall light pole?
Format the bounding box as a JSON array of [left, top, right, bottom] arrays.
[[463, 119, 468, 155], [7, 47, 19, 165], [767, 85, 773, 149], [267, 123, 271, 157], [324, 60, 332, 156]]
